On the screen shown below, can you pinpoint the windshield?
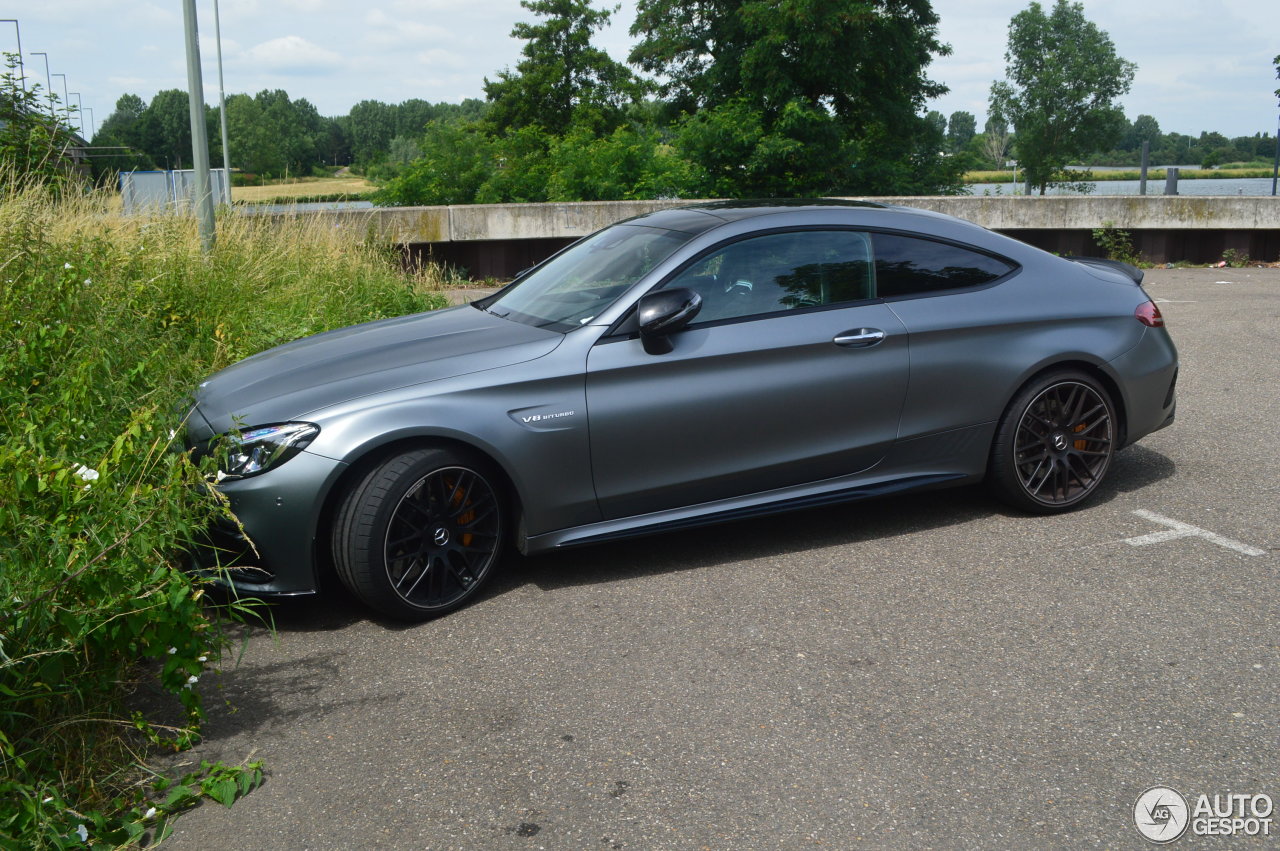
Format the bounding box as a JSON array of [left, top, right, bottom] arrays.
[[481, 224, 693, 331]]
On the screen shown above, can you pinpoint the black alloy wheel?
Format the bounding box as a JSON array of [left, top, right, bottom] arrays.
[[333, 447, 505, 620], [989, 371, 1116, 513]]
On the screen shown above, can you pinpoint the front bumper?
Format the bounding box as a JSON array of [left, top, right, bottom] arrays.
[[192, 448, 347, 596]]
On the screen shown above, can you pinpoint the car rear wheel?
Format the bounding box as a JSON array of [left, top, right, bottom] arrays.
[[332, 447, 505, 620], [988, 370, 1116, 513]]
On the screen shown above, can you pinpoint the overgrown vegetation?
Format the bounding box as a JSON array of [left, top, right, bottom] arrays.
[[0, 172, 446, 847], [1092, 221, 1142, 266]]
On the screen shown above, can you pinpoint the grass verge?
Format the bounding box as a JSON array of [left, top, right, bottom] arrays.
[[0, 174, 445, 847], [965, 167, 1275, 184]]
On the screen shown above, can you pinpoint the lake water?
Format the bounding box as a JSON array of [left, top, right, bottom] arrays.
[[967, 177, 1277, 196]]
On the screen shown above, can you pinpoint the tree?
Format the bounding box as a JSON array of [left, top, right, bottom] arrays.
[[924, 110, 947, 141], [0, 55, 81, 189], [484, 0, 646, 136], [629, 0, 962, 196], [347, 100, 397, 166], [989, 0, 1135, 193], [135, 89, 193, 169], [979, 117, 1011, 169], [946, 111, 976, 152]]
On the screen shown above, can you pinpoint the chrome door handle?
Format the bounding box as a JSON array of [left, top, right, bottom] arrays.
[[833, 329, 886, 348]]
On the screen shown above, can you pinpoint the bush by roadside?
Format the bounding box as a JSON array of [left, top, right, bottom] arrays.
[[0, 175, 446, 847]]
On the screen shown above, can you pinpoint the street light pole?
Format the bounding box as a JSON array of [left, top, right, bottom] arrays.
[[213, 0, 232, 204], [84, 106, 95, 140], [182, 0, 216, 251], [29, 51, 52, 118], [52, 72, 69, 127], [0, 20, 24, 91], [70, 91, 83, 136]]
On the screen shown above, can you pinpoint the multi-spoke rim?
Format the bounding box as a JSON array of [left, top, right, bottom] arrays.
[[383, 466, 500, 610], [1013, 380, 1113, 506]]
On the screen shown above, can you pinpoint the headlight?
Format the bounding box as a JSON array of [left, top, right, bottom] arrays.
[[218, 422, 319, 480]]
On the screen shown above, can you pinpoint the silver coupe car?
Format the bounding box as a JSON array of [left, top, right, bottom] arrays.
[[187, 201, 1178, 620]]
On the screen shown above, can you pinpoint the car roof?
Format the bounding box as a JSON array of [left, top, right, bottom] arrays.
[[622, 199, 968, 236]]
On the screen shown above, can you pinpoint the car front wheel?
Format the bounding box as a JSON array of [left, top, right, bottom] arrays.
[[988, 370, 1116, 513], [332, 447, 505, 620]]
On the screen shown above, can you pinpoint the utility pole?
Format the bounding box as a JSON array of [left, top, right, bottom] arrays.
[[182, 0, 216, 251], [213, 0, 232, 205]]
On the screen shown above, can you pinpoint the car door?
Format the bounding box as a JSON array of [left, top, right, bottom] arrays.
[[585, 229, 910, 520]]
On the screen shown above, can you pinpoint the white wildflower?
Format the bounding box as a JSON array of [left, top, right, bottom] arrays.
[[197, 655, 208, 663], [75, 824, 88, 842], [184, 674, 199, 689], [73, 465, 99, 483], [167, 647, 177, 655], [143, 806, 157, 819], [83, 278, 92, 286], [64, 262, 73, 270]]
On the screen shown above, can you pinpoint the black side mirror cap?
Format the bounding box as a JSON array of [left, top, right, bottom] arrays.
[[637, 288, 702, 354]]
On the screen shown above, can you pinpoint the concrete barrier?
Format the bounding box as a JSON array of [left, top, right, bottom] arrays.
[[287, 196, 1279, 275]]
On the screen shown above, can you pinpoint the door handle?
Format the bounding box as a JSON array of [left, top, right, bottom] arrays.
[[833, 328, 886, 348]]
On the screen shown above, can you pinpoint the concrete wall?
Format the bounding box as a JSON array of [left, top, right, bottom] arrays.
[[300, 196, 1280, 275], [336, 196, 1280, 243]]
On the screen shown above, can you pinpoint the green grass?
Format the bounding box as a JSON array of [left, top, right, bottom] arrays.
[[0, 174, 446, 847], [966, 167, 1275, 184]]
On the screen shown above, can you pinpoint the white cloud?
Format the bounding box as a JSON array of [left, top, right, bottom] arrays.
[[241, 36, 343, 75]]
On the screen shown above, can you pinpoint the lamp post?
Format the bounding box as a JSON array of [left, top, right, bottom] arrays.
[[84, 106, 95, 140], [29, 51, 52, 118], [69, 91, 83, 136], [213, 0, 232, 204], [52, 72, 70, 128], [0, 19, 24, 91], [182, 0, 216, 251]]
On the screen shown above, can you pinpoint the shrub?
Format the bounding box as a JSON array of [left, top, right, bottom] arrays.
[[0, 173, 445, 847], [1091, 221, 1141, 266]]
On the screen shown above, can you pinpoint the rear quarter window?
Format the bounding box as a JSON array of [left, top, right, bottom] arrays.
[[872, 233, 1016, 298]]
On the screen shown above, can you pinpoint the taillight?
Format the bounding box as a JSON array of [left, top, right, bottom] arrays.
[[1135, 301, 1164, 327]]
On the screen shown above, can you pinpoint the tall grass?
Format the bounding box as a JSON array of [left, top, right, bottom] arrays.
[[0, 176, 446, 847]]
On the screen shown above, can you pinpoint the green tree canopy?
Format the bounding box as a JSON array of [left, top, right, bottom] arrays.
[[484, 0, 646, 136], [1, 55, 81, 189], [629, 0, 962, 196], [946, 111, 976, 152], [989, 0, 1135, 193]]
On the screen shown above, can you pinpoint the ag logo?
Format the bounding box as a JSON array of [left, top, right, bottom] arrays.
[[1135, 786, 1190, 843]]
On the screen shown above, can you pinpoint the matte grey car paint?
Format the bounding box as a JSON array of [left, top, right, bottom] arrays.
[[188, 202, 1178, 597]]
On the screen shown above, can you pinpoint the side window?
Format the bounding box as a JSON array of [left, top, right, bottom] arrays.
[[666, 230, 873, 323], [872, 233, 1015, 298]]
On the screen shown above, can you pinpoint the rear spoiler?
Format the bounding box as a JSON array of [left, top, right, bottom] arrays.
[[1064, 256, 1144, 285]]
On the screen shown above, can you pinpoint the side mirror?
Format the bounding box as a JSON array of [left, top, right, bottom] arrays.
[[637, 288, 702, 354]]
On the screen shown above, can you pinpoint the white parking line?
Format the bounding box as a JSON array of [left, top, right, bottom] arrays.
[[1126, 510, 1266, 557]]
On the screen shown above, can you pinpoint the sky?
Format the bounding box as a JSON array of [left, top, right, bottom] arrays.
[[4, 0, 1277, 142]]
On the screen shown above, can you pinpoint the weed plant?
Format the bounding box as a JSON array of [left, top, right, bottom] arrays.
[[0, 174, 445, 847]]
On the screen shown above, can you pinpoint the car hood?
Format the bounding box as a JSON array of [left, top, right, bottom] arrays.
[[190, 304, 563, 438]]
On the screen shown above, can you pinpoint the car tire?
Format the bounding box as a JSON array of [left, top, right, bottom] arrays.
[[987, 370, 1116, 513], [332, 446, 506, 621]]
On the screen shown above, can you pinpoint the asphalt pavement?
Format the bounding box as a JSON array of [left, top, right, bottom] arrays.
[[162, 267, 1278, 850]]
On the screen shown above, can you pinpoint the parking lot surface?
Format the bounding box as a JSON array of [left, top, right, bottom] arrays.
[[165, 268, 1278, 850]]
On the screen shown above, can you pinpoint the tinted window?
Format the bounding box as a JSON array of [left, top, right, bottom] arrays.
[[667, 231, 873, 323], [872, 233, 1014, 297]]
